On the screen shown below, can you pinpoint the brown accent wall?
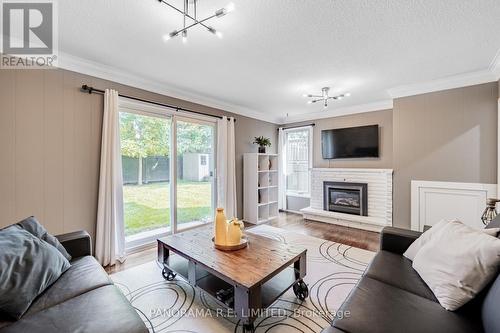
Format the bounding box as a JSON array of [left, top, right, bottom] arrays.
[[283, 109, 393, 169], [393, 82, 499, 228], [0, 69, 277, 239], [284, 83, 498, 230], [317, 110, 392, 168], [281, 109, 393, 211]]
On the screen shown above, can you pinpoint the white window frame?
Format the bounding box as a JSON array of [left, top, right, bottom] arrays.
[[283, 126, 313, 198]]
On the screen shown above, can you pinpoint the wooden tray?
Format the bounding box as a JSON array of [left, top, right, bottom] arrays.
[[212, 236, 248, 251]]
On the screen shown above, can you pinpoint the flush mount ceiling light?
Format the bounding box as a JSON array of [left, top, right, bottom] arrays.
[[303, 87, 351, 108], [160, 0, 234, 43]]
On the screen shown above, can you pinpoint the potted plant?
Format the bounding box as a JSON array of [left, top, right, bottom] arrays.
[[253, 136, 271, 154]]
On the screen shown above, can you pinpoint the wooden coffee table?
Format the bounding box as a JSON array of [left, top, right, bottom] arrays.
[[157, 226, 308, 333]]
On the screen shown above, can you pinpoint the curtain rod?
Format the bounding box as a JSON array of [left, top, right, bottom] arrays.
[[278, 123, 315, 131], [80, 85, 235, 122]]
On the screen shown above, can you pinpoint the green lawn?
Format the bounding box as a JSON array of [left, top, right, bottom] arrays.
[[123, 181, 212, 236]]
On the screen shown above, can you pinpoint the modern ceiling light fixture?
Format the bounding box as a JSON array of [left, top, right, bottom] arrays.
[[303, 87, 350, 108], [160, 0, 234, 43]]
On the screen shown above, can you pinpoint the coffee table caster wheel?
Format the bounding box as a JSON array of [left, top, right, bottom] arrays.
[[293, 280, 309, 301], [243, 323, 255, 333], [162, 268, 177, 281]]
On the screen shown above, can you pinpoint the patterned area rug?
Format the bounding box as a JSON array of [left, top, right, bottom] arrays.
[[111, 225, 374, 333]]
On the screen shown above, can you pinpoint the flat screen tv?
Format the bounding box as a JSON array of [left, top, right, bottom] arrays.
[[321, 125, 379, 159]]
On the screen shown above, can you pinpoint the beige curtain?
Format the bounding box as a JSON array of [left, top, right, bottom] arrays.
[[278, 128, 286, 210], [95, 89, 126, 266], [216, 116, 237, 218]]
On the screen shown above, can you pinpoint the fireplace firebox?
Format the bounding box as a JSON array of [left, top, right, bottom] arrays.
[[323, 181, 368, 216]]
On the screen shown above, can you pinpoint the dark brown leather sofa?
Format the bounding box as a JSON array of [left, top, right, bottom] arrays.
[[323, 218, 500, 333], [0, 231, 148, 333]]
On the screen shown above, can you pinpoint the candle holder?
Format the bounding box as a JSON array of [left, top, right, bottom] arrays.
[[481, 198, 500, 226]]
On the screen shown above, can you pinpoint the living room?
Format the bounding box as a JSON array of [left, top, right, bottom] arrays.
[[1, 1, 500, 333]]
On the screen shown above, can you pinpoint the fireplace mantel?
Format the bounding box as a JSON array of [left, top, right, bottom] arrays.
[[301, 168, 393, 232]]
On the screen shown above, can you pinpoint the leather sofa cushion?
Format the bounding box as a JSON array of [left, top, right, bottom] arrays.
[[364, 250, 437, 301], [333, 277, 483, 333], [0, 314, 11, 330], [26, 256, 113, 316], [321, 326, 346, 333], [482, 273, 500, 333], [0, 285, 148, 333]]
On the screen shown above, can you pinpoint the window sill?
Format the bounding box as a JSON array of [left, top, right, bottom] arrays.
[[286, 193, 311, 199]]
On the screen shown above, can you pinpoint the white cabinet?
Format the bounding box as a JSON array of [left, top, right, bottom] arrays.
[[243, 153, 279, 224]]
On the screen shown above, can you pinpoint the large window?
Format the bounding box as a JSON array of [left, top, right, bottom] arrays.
[[284, 127, 312, 196], [119, 100, 216, 249]]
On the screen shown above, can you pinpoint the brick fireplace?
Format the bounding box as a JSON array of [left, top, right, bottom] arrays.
[[301, 168, 393, 231]]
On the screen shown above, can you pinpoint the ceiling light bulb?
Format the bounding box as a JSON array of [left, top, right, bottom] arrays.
[[216, 3, 234, 17], [164, 30, 178, 41], [182, 30, 187, 44], [215, 8, 226, 17], [344, 92, 351, 97], [225, 2, 235, 13], [307, 101, 313, 104], [338, 96, 343, 100], [207, 27, 223, 39], [302, 94, 308, 98]]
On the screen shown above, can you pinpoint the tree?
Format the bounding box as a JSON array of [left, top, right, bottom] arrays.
[[119, 114, 213, 184], [120, 113, 170, 184], [176, 121, 213, 155]]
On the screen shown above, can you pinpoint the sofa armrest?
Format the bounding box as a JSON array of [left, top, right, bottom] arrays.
[[56, 230, 92, 259], [380, 227, 422, 254]]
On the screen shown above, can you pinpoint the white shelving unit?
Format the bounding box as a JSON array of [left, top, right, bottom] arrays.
[[244, 153, 280, 224]]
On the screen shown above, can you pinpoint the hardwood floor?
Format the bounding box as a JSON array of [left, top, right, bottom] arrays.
[[266, 211, 380, 252], [105, 211, 379, 274]]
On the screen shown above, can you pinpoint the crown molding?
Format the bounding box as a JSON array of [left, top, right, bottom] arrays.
[[490, 49, 500, 80], [387, 69, 498, 99], [280, 99, 393, 124], [57, 48, 500, 125], [57, 52, 282, 124]]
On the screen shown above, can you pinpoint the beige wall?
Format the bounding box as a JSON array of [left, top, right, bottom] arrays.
[[0, 69, 277, 239], [393, 82, 499, 228]]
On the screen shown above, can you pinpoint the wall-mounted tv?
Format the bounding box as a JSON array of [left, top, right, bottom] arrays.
[[321, 125, 379, 159]]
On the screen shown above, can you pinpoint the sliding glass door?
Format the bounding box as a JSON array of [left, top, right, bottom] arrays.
[[119, 103, 216, 249], [175, 118, 215, 231], [120, 111, 172, 248]]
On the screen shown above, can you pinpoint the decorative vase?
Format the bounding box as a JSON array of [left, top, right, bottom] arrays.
[[227, 218, 243, 246], [258, 146, 266, 154], [214, 208, 228, 246]]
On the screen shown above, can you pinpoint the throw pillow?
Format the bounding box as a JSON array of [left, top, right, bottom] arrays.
[[404, 219, 499, 261], [403, 219, 449, 261], [412, 220, 500, 311], [17, 216, 72, 261], [0, 226, 71, 319]]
